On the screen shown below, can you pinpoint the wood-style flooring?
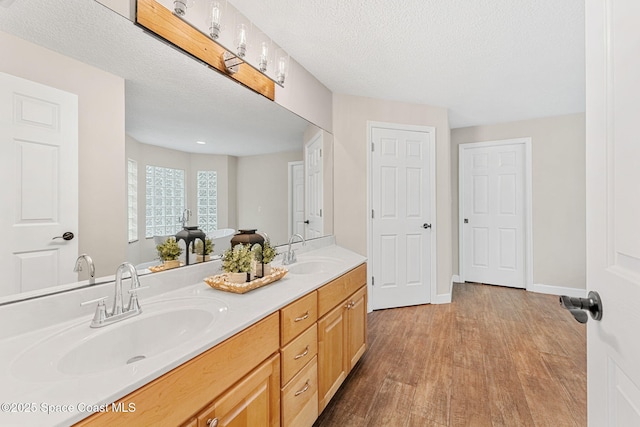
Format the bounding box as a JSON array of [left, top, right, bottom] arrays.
[[313, 282, 587, 427]]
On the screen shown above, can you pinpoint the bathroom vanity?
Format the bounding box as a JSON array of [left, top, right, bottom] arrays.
[[0, 239, 366, 427]]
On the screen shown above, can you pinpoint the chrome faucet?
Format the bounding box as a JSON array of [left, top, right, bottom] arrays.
[[74, 254, 95, 285], [81, 262, 146, 328], [283, 233, 305, 265]]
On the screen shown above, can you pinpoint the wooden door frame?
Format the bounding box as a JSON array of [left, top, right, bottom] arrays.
[[366, 121, 437, 312], [458, 138, 533, 290]]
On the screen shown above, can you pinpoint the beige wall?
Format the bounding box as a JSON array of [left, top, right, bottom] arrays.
[[332, 94, 453, 298], [237, 151, 303, 246], [451, 113, 586, 290], [1, 30, 126, 280], [125, 135, 238, 265], [276, 58, 333, 133]]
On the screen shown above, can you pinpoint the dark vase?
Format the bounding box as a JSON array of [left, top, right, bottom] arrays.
[[230, 229, 265, 248]]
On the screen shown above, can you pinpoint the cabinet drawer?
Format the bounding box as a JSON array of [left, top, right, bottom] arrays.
[[318, 264, 366, 317], [281, 356, 318, 427], [281, 324, 317, 386], [281, 291, 317, 345]]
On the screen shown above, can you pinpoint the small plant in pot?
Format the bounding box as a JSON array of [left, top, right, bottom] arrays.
[[193, 237, 214, 262], [156, 237, 183, 270], [221, 244, 253, 283], [252, 239, 277, 277]]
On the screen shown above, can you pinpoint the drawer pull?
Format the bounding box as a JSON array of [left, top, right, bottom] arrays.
[[294, 380, 310, 396], [294, 345, 310, 360], [207, 418, 219, 427], [294, 311, 309, 322]]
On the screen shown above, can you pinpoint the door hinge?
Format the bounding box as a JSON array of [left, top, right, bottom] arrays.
[[320, 148, 322, 157], [371, 209, 375, 219], [372, 276, 375, 286], [371, 142, 375, 152], [319, 208, 322, 217]]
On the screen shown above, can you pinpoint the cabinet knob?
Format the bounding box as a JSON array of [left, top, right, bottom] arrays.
[[207, 418, 219, 427]]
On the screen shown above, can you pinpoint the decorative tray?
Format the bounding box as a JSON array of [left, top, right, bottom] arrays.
[[148, 263, 184, 273], [204, 266, 288, 294]]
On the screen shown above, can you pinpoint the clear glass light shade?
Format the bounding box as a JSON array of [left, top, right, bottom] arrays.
[[235, 23, 248, 58], [208, 0, 225, 39], [173, 0, 194, 16], [275, 49, 289, 85], [254, 31, 272, 73]]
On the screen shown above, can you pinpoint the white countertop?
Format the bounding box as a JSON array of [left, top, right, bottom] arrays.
[[0, 242, 366, 426]]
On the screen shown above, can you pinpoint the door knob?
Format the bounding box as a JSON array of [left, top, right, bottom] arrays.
[[52, 232, 74, 241], [304, 220, 310, 224], [422, 223, 431, 229], [559, 291, 603, 324]]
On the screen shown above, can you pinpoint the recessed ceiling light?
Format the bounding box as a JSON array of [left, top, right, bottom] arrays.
[[196, 141, 206, 145]]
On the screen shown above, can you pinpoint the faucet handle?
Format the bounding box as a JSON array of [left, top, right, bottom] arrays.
[[81, 296, 109, 327]]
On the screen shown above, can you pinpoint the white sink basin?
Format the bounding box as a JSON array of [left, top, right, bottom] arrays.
[[11, 297, 227, 382], [287, 258, 341, 275]]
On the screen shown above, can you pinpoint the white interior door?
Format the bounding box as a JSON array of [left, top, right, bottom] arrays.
[[288, 161, 304, 237], [460, 140, 528, 289], [0, 72, 78, 297], [371, 125, 434, 310], [586, 0, 640, 424], [304, 132, 323, 239]]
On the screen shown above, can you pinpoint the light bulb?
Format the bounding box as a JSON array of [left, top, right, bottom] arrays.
[[209, 2, 221, 39], [236, 23, 247, 58]]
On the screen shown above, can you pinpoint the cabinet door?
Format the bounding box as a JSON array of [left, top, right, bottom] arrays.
[[346, 286, 367, 370], [197, 354, 280, 427], [317, 302, 348, 412]]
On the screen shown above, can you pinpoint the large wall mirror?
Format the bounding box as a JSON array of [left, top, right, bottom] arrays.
[[0, 0, 333, 303]]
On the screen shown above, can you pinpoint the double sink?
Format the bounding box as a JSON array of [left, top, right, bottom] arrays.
[[9, 255, 341, 382]]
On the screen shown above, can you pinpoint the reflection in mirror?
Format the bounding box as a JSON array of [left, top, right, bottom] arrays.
[[0, 0, 333, 304]]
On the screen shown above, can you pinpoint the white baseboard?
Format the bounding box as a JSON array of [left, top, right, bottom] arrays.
[[451, 275, 461, 283], [432, 293, 452, 304], [529, 283, 586, 298]]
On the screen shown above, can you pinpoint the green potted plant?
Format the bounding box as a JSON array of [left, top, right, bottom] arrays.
[[252, 240, 277, 276], [221, 244, 253, 283], [193, 237, 214, 262], [156, 237, 183, 270]]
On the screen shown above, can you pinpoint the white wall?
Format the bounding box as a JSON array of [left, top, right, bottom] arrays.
[[236, 151, 303, 246], [451, 113, 586, 290], [332, 94, 453, 298], [0, 30, 126, 281]]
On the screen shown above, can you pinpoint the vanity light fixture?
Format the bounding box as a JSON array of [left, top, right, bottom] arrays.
[[173, 0, 193, 17], [276, 49, 289, 85], [235, 22, 248, 58], [208, 0, 224, 39], [255, 31, 272, 73]]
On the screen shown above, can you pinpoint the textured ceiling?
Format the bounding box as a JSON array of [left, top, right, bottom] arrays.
[[0, 0, 311, 156], [231, 0, 585, 128]]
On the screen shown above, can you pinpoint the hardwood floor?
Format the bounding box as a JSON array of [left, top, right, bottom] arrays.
[[313, 282, 586, 427]]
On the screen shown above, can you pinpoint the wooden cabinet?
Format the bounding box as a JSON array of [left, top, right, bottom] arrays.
[[75, 313, 279, 427], [281, 356, 318, 427], [317, 283, 367, 412], [280, 293, 319, 427], [76, 262, 367, 427], [195, 354, 280, 427]]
